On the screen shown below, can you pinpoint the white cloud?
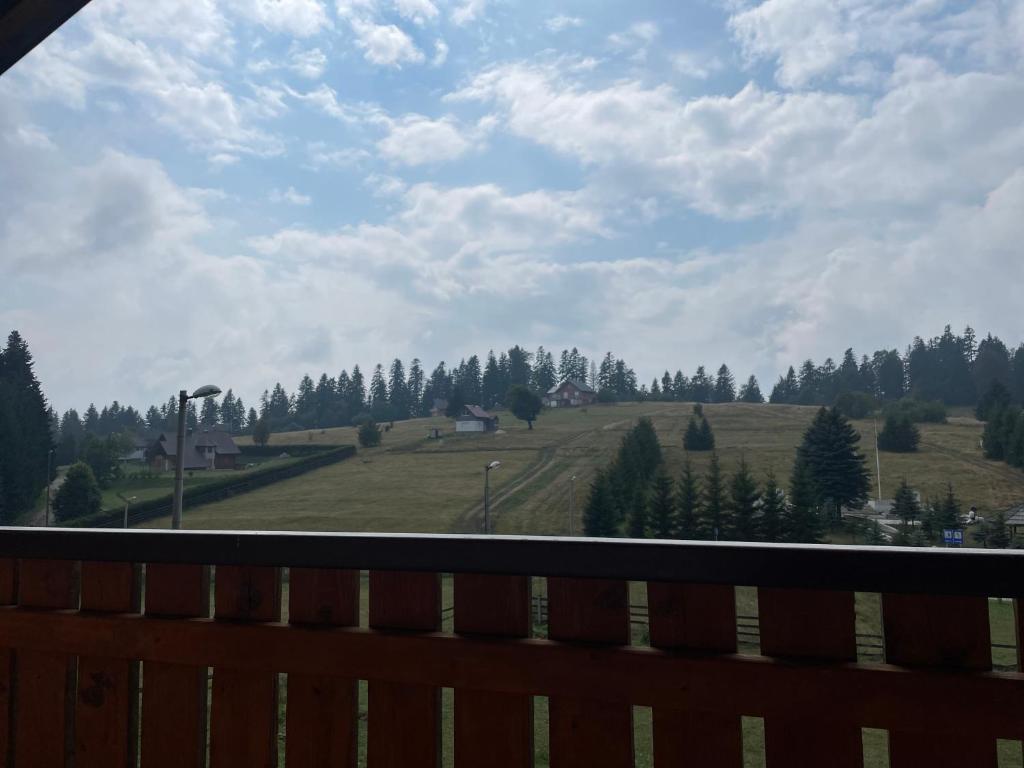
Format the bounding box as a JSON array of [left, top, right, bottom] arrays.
[[290, 47, 329, 79], [451, 0, 487, 26], [305, 141, 371, 169], [350, 18, 425, 67], [231, 0, 331, 37], [270, 186, 313, 205], [432, 39, 449, 67], [394, 0, 439, 25], [377, 114, 484, 166], [671, 51, 722, 80], [546, 15, 583, 33]]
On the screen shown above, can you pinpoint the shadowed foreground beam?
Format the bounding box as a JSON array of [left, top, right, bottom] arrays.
[[0, 0, 93, 77]]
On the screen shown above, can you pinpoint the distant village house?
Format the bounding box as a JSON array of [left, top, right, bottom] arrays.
[[545, 379, 597, 408], [147, 428, 241, 472], [455, 405, 499, 433]]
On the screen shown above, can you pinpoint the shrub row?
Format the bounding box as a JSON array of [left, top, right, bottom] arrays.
[[238, 443, 339, 458], [71, 445, 356, 528]]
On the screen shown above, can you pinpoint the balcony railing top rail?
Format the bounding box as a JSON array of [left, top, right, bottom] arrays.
[[1, 525, 1022, 596]]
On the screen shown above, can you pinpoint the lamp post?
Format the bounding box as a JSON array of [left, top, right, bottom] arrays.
[[44, 448, 54, 527], [172, 384, 221, 530], [119, 494, 138, 529], [568, 474, 577, 536], [483, 460, 501, 534]]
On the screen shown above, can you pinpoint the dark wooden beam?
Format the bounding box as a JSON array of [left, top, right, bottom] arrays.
[[0, 0, 93, 77]]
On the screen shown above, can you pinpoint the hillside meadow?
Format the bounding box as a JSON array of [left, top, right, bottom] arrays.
[[141, 402, 1024, 536]]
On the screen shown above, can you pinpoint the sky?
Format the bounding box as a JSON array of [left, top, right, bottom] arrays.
[[2, 0, 1024, 413]]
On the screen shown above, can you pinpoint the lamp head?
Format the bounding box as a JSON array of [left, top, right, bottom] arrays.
[[487, 460, 502, 470], [190, 384, 221, 399]]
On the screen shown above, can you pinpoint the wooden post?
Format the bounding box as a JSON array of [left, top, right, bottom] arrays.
[[75, 562, 140, 768], [141, 563, 211, 768], [547, 577, 632, 768], [286, 568, 360, 768], [209, 565, 282, 767], [0, 558, 16, 768], [367, 571, 441, 768], [883, 593, 995, 766], [758, 588, 861, 766], [647, 582, 742, 767], [453, 573, 532, 767]]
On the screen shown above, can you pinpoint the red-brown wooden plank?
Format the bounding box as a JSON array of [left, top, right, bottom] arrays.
[[0, 558, 15, 768], [367, 571, 441, 768], [141, 562, 210, 768], [13, 559, 78, 768], [209, 565, 281, 768], [454, 573, 532, 768], [286, 568, 360, 768], [76, 562, 139, 768], [883, 593, 995, 766], [758, 587, 861, 767], [648, 582, 742, 767], [547, 577, 632, 768]]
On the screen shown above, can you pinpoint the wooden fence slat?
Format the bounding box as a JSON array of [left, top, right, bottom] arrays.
[[141, 562, 210, 768], [883, 593, 995, 767], [0, 558, 15, 768], [286, 568, 360, 768], [76, 562, 139, 768], [758, 587, 861, 767], [454, 573, 532, 768], [648, 582, 742, 768], [209, 565, 281, 768], [13, 559, 78, 768], [367, 571, 441, 768], [547, 577, 632, 768]]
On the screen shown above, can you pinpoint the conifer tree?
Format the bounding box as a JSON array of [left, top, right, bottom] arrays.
[[729, 458, 760, 541], [683, 418, 702, 450], [986, 511, 1011, 549], [795, 407, 870, 519], [52, 462, 101, 522], [584, 470, 620, 537], [648, 469, 675, 539], [865, 520, 887, 545], [713, 364, 736, 403], [627, 487, 648, 539], [738, 375, 764, 403], [675, 459, 701, 540], [699, 453, 727, 540], [759, 471, 785, 543], [199, 396, 219, 426], [892, 478, 921, 529], [877, 414, 920, 452], [785, 458, 824, 543], [698, 417, 715, 450]]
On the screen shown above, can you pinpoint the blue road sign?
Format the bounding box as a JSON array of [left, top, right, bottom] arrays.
[[943, 529, 964, 546]]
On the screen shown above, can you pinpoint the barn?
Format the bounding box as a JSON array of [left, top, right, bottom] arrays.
[[455, 405, 500, 433]]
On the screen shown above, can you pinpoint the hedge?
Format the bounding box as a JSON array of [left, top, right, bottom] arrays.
[[71, 445, 356, 528], [238, 444, 339, 458]]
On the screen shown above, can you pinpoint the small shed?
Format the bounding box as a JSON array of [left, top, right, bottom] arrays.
[[455, 405, 499, 433], [1006, 504, 1024, 539]]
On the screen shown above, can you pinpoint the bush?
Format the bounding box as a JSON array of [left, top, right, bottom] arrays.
[[883, 397, 946, 424], [358, 420, 382, 448], [877, 414, 920, 452], [833, 391, 876, 419], [53, 462, 101, 522]]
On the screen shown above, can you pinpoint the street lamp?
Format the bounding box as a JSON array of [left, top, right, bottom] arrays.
[[44, 448, 54, 527], [172, 384, 221, 530], [118, 494, 138, 529], [483, 460, 501, 534]]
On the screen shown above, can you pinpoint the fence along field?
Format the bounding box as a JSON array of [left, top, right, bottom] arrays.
[[139, 401, 1024, 536]]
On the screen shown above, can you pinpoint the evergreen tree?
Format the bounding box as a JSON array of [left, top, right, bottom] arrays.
[[83, 403, 100, 433], [627, 487, 648, 539], [796, 407, 870, 518], [865, 521, 887, 545], [875, 350, 905, 401], [252, 415, 271, 447], [892, 478, 921, 528], [728, 458, 760, 541], [358, 420, 382, 448], [713, 365, 736, 403], [675, 460, 701, 540], [877, 414, 920, 452], [199, 396, 219, 426], [482, 351, 503, 409], [784, 458, 824, 543], [388, 359, 409, 420], [698, 417, 715, 450], [220, 390, 237, 430], [974, 334, 1012, 403], [369, 364, 393, 422], [532, 347, 557, 393], [759, 471, 785, 543], [348, 365, 366, 414], [738, 375, 764, 403], [1011, 344, 1024, 405], [445, 386, 467, 419], [976, 381, 1012, 421], [769, 366, 800, 404], [583, 470, 620, 537], [52, 462, 101, 522], [295, 374, 316, 423], [648, 469, 675, 539], [690, 366, 712, 403], [507, 346, 532, 389], [683, 418, 702, 450], [986, 511, 1011, 549], [699, 453, 727, 540], [246, 408, 259, 433], [407, 359, 425, 416]]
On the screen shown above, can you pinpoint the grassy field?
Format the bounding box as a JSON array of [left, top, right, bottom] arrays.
[[149, 402, 1024, 536]]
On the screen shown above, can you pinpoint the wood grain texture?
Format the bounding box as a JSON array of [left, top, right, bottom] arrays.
[[210, 566, 281, 768], [648, 582, 742, 768], [454, 574, 532, 768], [141, 562, 210, 768], [758, 587, 862, 767], [286, 568, 360, 768], [76, 562, 139, 768], [547, 577, 633, 768], [13, 559, 78, 768], [883, 593, 996, 767], [0, 558, 14, 768], [367, 571, 441, 768]]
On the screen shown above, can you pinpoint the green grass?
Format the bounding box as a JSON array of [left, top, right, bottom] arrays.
[[151, 402, 1024, 536]]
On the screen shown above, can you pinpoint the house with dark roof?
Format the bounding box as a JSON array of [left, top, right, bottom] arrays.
[[1005, 503, 1024, 540], [455, 405, 499, 433], [147, 428, 242, 472], [544, 379, 597, 408]]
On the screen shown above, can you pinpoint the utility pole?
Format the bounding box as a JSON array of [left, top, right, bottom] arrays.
[[172, 390, 188, 530], [44, 448, 53, 527], [568, 475, 576, 536], [873, 418, 883, 503], [483, 460, 501, 534]]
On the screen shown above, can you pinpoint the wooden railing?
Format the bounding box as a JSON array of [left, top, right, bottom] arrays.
[[0, 528, 1021, 767]]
